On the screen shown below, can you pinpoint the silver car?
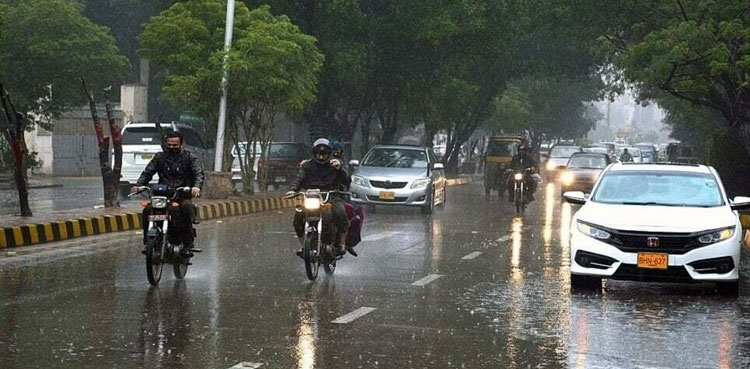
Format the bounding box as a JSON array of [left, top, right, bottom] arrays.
[[349, 145, 447, 214]]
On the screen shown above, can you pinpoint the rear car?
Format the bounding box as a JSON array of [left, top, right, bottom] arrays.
[[260, 142, 311, 187], [349, 145, 446, 214], [564, 163, 750, 294], [560, 153, 611, 195], [544, 145, 583, 178], [119, 123, 212, 196]]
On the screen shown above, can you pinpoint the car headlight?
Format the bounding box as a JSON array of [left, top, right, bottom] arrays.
[[151, 197, 168, 209], [697, 227, 734, 244], [513, 173, 523, 181], [411, 178, 431, 189], [561, 172, 574, 185], [577, 221, 611, 240], [304, 197, 321, 210], [546, 161, 555, 171], [351, 175, 367, 186]]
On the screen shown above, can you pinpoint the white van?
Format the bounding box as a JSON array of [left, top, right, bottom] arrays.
[[118, 122, 213, 195]]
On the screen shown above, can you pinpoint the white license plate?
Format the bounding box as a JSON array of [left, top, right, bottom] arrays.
[[148, 214, 169, 221], [275, 176, 287, 183], [141, 154, 153, 160]]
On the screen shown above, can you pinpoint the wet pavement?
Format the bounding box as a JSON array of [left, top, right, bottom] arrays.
[[0, 177, 124, 216], [1, 181, 749, 368]]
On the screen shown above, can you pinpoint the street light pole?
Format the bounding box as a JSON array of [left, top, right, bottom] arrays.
[[213, 0, 235, 171]]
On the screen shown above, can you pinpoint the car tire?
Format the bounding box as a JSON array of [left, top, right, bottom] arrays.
[[716, 281, 739, 297], [570, 274, 602, 292], [421, 189, 434, 214]]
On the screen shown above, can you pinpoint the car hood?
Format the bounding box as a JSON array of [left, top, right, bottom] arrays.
[[576, 202, 736, 232], [548, 157, 570, 167], [352, 166, 428, 180]]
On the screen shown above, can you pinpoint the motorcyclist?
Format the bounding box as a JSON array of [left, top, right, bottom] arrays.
[[507, 144, 538, 202], [132, 132, 203, 254], [620, 148, 633, 162], [287, 138, 353, 257]]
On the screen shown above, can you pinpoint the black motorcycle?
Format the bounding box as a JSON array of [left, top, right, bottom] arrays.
[[508, 168, 534, 214], [285, 189, 348, 280], [130, 185, 199, 285]]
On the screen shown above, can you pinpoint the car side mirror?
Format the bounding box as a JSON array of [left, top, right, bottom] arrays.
[[349, 159, 360, 167], [731, 196, 750, 211], [563, 191, 587, 205], [433, 163, 444, 170]]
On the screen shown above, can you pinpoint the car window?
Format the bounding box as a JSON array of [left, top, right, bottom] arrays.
[[121, 126, 173, 145], [362, 148, 429, 168], [549, 146, 581, 158], [486, 141, 518, 156], [181, 128, 204, 149], [568, 155, 607, 169], [269, 144, 309, 159], [427, 149, 438, 164], [591, 171, 723, 207]]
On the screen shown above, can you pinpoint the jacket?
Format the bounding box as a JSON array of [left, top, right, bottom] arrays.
[[136, 150, 204, 189], [510, 152, 538, 172], [290, 159, 351, 192]]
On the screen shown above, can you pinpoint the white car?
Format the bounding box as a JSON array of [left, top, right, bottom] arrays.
[[564, 163, 750, 294]]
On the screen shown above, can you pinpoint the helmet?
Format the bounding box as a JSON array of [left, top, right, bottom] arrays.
[[330, 139, 344, 158], [312, 138, 332, 163], [519, 144, 529, 152]]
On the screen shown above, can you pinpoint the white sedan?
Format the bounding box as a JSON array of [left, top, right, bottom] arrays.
[[564, 163, 750, 294]]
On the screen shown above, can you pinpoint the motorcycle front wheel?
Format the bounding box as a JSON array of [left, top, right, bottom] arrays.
[[146, 235, 164, 286], [304, 235, 320, 280], [324, 259, 337, 275], [515, 188, 523, 214]]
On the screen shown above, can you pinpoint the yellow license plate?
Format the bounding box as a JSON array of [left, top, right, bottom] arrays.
[[379, 191, 395, 200], [141, 154, 153, 160], [637, 253, 668, 269]]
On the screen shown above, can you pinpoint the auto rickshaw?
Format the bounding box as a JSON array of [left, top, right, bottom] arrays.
[[483, 135, 525, 197]]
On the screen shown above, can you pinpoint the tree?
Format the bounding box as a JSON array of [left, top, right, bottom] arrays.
[[0, 85, 31, 216], [139, 1, 323, 190], [0, 0, 129, 216], [596, 1, 750, 157]]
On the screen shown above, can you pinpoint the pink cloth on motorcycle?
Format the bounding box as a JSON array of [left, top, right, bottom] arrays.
[[344, 202, 364, 247]]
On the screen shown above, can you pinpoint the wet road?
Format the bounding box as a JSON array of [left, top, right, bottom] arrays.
[[0, 177, 127, 215], [1, 181, 749, 368]]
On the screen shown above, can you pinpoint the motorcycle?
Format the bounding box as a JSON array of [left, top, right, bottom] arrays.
[[130, 185, 199, 285], [508, 168, 535, 214], [285, 189, 349, 281]]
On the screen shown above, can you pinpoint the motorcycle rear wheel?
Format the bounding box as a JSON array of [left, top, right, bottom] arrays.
[[146, 235, 164, 286], [324, 259, 337, 275], [304, 235, 320, 280], [173, 258, 189, 279]]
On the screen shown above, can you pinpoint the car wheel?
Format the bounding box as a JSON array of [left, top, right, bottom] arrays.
[[570, 274, 602, 292], [716, 281, 739, 297], [421, 188, 434, 214]]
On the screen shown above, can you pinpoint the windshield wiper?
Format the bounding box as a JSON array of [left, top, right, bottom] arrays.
[[620, 201, 682, 207]]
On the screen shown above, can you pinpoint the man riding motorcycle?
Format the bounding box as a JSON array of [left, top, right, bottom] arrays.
[[132, 132, 204, 254], [287, 138, 353, 257], [507, 144, 538, 202]]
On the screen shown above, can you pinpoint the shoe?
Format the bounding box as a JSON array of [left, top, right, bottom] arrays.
[[346, 246, 358, 257], [335, 246, 346, 257]]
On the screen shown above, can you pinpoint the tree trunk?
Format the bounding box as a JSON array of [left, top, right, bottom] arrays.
[[0, 85, 32, 216], [81, 78, 118, 208], [104, 87, 121, 207]]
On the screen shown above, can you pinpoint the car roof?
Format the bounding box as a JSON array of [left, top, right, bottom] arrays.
[[123, 122, 197, 131], [571, 152, 608, 157], [608, 162, 712, 174], [371, 144, 428, 151]]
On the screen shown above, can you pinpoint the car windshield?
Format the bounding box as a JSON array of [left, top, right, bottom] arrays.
[[568, 155, 607, 169], [549, 146, 580, 158], [618, 147, 641, 157], [121, 127, 173, 145], [269, 144, 309, 159], [486, 141, 519, 156], [591, 171, 723, 207], [362, 148, 428, 168]]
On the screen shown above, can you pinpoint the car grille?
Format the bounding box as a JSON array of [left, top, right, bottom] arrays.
[[369, 180, 408, 189], [366, 195, 408, 203], [612, 264, 692, 282], [603, 229, 698, 255]]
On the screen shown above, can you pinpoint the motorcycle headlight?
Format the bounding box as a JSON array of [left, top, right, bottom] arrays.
[[151, 197, 168, 209], [411, 178, 431, 189], [352, 175, 367, 186], [304, 197, 321, 210], [577, 221, 611, 240], [546, 161, 555, 171], [514, 173, 523, 181], [561, 172, 574, 185], [697, 227, 734, 244]]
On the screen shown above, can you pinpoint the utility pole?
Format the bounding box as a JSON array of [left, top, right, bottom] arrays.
[[213, 0, 235, 171]]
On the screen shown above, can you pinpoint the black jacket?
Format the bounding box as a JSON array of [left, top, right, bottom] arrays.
[[136, 150, 204, 189], [510, 152, 538, 172], [290, 159, 351, 192]]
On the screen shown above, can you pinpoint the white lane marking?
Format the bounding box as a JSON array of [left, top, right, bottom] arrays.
[[332, 307, 377, 324], [412, 274, 443, 286], [228, 362, 263, 369], [461, 251, 483, 260], [362, 232, 394, 242], [497, 234, 512, 243]]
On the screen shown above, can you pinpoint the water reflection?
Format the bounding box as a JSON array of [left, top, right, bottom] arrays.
[[430, 217, 443, 266], [294, 300, 318, 369], [542, 183, 555, 246], [137, 283, 191, 368], [510, 217, 523, 281]]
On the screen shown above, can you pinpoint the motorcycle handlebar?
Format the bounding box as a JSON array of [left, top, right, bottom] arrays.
[[284, 190, 351, 200]]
